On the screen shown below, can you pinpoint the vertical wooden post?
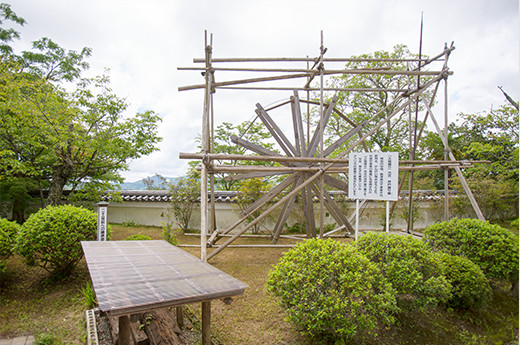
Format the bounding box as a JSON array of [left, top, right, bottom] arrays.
[[443, 55, 450, 221], [200, 31, 213, 262], [176, 306, 184, 329], [201, 301, 211, 345], [319, 30, 325, 238], [118, 315, 132, 345], [407, 90, 414, 234]]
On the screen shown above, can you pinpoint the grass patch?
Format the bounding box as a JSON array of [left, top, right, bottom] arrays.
[[0, 225, 518, 344]]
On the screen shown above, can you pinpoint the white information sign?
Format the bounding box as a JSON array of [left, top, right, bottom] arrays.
[[348, 152, 399, 201]]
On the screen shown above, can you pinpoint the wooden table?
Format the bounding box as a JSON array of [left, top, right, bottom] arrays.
[[82, 240, 248, 344]]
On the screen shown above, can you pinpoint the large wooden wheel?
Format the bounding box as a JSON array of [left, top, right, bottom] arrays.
[[224, 90, 366, 243]]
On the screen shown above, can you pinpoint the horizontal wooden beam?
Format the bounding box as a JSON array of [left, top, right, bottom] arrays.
[[193, 57, 441, 63], [178, 69, 453, 91], [180, 152, 486, 165], [210, 164, 474, 174], [215, 86, 409, 92]]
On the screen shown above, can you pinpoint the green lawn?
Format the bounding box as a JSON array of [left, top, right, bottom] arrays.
[[0, 224, 518, 344]]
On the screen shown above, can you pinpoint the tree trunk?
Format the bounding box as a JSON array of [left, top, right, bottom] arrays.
[[46, 162, 73, 206]]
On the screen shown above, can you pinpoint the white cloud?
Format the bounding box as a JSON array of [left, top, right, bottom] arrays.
[[10, 0, 519, 182]]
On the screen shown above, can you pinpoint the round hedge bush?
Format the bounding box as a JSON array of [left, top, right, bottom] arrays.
[[0, 218, 20, 259], [125, 233, 153, 241], [423, 218, 519, 284], [0, 218, 21, 274], [437, 252, 492, 309], [267, 238, 397, 342], [15, 205, 97, 278], [355, 232, 451, 310]]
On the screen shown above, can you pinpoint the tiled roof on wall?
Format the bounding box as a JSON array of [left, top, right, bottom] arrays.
[[103, 190, 448, 203]]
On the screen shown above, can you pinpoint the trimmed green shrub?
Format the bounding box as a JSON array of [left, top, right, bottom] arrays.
[[437, 252, 492, 309], [355, 232, 451, 310], [15, 205, 97, 278], [0, 218, 20, 259], [267, 238, 397, 342], [124, 233, 153, 241], [0, 218, 20, 274], [423, 218, 519, 284]]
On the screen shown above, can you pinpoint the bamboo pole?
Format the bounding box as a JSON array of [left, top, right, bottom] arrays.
[[319, 31, 325, 239], [193, 57, 441, 63], [179, 244, 298, 248], [215, 86, 409, 92], [444, 44, 451, 221], [199, 32, 212, 262], [419, 95, 485, 220], [206, 73, 444, 260], [181, 152, 484, 166], [209, 163, 473, 173], [178, 70, 452, 91]]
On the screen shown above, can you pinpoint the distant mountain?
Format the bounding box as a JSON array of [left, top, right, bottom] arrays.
[[119, 175, 179, 190]]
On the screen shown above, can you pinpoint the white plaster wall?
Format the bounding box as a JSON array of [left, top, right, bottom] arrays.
[[106, 199, 446, 232]]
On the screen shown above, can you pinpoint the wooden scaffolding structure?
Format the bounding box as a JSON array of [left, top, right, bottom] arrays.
[[178, 31, 485, 261]]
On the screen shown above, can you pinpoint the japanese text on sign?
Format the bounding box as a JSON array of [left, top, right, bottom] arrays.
[[348, 152, 399, 201], [98, 206, 107, 241]]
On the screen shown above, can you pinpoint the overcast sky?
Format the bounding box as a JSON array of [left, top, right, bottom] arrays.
[[9, 0, 519, 182]]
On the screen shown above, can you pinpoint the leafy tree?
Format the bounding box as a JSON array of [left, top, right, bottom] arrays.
[[319, 44, 433, 157], [0, 177, 36, 223], [143, 173, 169, 190], [234, 177, 272, 234], [191, 120, 277, 191], [166, 175, 200, 232], [0, 5, 162, 206], [418, 103, 518, 219], [0, 3, 26, 55]]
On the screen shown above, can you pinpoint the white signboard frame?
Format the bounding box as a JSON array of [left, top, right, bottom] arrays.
[[348, 152, 399, 239], [348, 152, 399, 201]]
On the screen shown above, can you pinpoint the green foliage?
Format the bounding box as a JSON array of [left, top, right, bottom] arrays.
[[121, 220, 141, 227], [0, 16, 162, 207], [285, 222, 305, 234], [234, 178, 271, 234], [423, 218, 519, 284], [166, 176, 199, 232], [418, 104, 518, 219], [511, 218, 519, 229], [321, 44, 433, 157], [0, 177, 37, 223], [0, 217, 20, 259], [437, 252, 492, 309], [267, 238, 397, 342], [161, 222, 178, 246], [0, 3, 26, 55], [355, 232, 451, 310], [83, 281, 97, 309], [14, 205, 97, 278], [0, 217, 20, 275], [34, 332, 57, 345], [191, 120, 278, 191], [124, 233, 153, 241]]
